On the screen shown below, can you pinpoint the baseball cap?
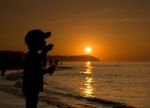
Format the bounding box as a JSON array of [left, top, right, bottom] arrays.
[[25, 29, 51, 46]]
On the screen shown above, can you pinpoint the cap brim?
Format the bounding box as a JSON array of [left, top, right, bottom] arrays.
[[44, 32, 51, 38]]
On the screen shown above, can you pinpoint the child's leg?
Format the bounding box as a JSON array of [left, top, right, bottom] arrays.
[[26, 92, 39, 108]]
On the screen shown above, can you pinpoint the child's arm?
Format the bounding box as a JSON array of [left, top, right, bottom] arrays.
[[39, 44, 54, 61], [43, 60, 58, 75]]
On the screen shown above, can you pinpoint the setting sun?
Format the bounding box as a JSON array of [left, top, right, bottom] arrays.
[[85, 47, 92, 54]]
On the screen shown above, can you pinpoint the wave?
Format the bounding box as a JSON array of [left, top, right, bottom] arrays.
[[43, 81, 136, 108]]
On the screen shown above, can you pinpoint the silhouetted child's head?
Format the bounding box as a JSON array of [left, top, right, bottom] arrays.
[[25, 29, 51, 50]]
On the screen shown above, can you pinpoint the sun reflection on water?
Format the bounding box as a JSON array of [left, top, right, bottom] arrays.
[[83, 77, 94, 97], [81, 61, 94, 97], [83, 61, 92, 74]]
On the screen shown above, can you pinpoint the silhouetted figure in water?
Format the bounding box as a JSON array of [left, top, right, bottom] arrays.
[[23, 29, 57, 108], [0, 51, 7, 76]]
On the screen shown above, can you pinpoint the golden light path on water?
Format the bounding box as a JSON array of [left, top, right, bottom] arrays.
[[80, 61, 94, 97]]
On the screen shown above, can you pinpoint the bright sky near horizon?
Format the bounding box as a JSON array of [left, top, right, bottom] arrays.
[[0, 0, 150, 61]]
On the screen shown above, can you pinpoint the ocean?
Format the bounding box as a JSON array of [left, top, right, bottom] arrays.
[[44, 62, 150, 108]]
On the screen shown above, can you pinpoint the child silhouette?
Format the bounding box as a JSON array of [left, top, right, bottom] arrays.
[[23, 29, 56, 108]]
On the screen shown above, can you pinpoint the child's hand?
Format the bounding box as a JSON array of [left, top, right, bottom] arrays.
[[46, 60, 58, 75], [47, 66, 55, 75], [45, 44, 54, 52]]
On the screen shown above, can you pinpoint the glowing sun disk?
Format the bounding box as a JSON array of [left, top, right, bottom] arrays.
[[85, 47, 92, 54]]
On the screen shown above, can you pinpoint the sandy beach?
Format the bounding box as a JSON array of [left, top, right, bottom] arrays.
[[0, 70, 58, 108], [0, 91, 57, 108]]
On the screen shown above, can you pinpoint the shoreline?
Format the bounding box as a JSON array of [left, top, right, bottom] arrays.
[[0, 70, 136, 108]]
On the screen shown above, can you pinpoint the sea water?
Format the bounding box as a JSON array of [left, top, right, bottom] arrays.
[[44, 62, 150, 108]]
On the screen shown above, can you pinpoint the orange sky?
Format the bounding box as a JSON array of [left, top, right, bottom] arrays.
[[0, 0, 150, 61]]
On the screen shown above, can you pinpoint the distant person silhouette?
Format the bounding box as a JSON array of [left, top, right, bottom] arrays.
[[0, 51, 7, 76], [23, 29, 57, 108]]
